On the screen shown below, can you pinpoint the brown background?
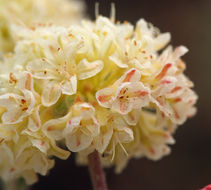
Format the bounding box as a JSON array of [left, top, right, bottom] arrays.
[[31, 0, 211, 189]]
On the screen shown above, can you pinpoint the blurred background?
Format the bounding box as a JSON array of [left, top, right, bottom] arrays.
[[31, 0, 211, 189]]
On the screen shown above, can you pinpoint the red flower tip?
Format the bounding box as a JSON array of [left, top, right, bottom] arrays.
[[201, 184, 211, 190]]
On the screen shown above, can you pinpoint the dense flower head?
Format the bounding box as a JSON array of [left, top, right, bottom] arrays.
[[0, 16, 197, 183], [0, 0, 84, 54]]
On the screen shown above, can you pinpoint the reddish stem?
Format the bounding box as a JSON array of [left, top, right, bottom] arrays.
[[88, 150, 108, 190]]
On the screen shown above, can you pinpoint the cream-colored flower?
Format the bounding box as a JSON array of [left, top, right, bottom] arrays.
[[0, 134, 68, 184], [133, 111, 175, 160], [0, 72, 37, 124], [64, 103, 100, 152], [0, 118, 70, 184], [92, 110, 175, 173], [21, 127, 70, 159], [96, 68, 150, 114], [43, 103, 100, 152], [76, 113, 134, 171], [108, 19, 170, 72], [135, 19, 171, 51], [0, 14, 197, 184], [26, 39, 103, 106], [96, 114, 134, 156], [148, 46, 198, 124], [0, 142, 54, 184], [0, 0, 84, 53]]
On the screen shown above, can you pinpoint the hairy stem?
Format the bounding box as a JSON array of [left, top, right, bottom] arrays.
[[88, 150, 108, 190]]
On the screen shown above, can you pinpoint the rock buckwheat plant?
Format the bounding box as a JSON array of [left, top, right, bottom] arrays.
[[0, 4, 197, 190]]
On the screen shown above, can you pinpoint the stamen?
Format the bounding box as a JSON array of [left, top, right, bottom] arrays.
[[95, 2, 99, 19], [111, 141, 116, 161], [115, 134, 128, 156], [110, 3, 115, 22]]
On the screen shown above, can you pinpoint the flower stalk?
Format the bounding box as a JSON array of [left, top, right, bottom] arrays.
[[88, 151, 108, 190]]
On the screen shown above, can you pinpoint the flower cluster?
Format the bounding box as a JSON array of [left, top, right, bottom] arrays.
[[0, 15, 197, 183], [0, 0, 84, 54]]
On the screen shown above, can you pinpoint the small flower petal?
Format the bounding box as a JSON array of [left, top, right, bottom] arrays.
[[77, 59, 104, 80], [27, 59, 57, 80], [96, 87, 115, 108], [41, 80, 62, 107], [112, 82, 150, 114], [65, 130, 93, 152], [60, 75, 77, 95]]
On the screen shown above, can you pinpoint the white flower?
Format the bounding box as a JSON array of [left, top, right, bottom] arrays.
[[0, 141, 54, 184], [0, 14, 198, 182], [135, 19, 171, 51], [64, 103, 100, 152], [170, 88, 198, 124], [134, 111, 175, 160], [43, 103, 100, 152], [96, 68, 150, 114], [15, 147, 55, 184], [95, 114, 134, 156], [0, 0, 84, 53], [0, 72, 37, 124], [26, 36, 103, 106]]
